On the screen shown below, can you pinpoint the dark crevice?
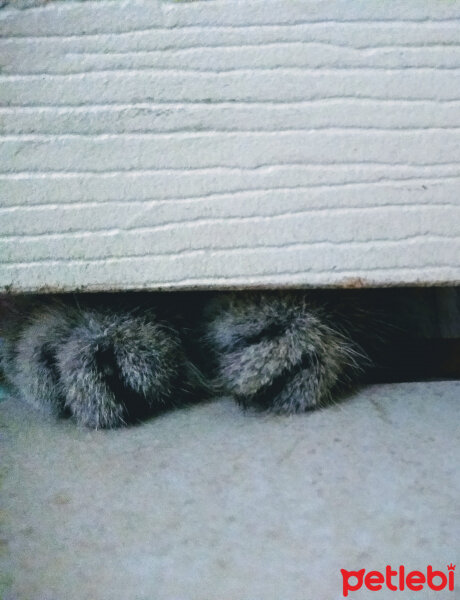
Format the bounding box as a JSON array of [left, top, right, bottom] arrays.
[[363, 338, 460, 383]]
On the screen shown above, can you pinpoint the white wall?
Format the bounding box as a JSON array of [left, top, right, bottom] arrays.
[[1, 0, 459, 292]]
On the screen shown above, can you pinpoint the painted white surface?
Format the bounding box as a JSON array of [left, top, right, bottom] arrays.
[[0, 0, 459, 292]]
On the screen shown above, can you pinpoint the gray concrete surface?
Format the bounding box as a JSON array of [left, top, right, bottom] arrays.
[[0, 381, 459, 600]]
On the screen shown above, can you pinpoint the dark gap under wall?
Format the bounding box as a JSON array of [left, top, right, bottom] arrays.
[[1, 286, 459, 384]]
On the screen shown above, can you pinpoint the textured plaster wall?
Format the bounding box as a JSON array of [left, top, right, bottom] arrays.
[[0, 0, 459, 292]]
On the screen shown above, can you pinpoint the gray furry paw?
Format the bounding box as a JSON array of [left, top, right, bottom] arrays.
[[57, 307, 187, 428], [205, 293, 366, 413], [1, 301, 189, 428]]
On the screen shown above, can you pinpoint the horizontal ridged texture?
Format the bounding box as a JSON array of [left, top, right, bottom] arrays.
[[1, 0, 459, 292]]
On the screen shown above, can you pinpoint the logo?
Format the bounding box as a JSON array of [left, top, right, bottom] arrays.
[[341, 564, 455, 597]]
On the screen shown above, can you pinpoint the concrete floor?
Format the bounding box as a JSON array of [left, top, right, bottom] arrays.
[[0, 381, 459, 600]]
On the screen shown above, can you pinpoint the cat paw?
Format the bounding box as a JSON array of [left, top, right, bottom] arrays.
[[2, 301, 189, 428], [206, 293, 365, 413], [57, 307, 187, 428]]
